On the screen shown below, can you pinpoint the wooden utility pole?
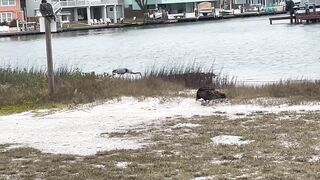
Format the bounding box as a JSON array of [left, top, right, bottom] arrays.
[[44, 18, 54, 95], [40, 0, 56, 95]]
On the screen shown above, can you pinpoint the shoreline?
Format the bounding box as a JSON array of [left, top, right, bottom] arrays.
[[0, 12, 285, 38], [1, 96, 320, 155]]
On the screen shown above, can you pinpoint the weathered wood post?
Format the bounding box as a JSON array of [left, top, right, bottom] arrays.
[[44, 18, 54, 95], [16, 20, 20, 32], [40, 0, 56, 95]]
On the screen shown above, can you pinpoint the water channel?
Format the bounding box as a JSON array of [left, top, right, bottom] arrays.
[[1, 16, 320, 83]]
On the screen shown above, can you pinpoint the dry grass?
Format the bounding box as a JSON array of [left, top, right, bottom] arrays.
[[1, 112, 320, 179], [0, 67, 184, 114], [226, 80, 320, 101], [145, 64, 226, 88], [1, 66, 320, 114]]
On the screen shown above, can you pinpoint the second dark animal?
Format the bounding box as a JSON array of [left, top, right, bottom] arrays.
[[196, 87, 226, 101]]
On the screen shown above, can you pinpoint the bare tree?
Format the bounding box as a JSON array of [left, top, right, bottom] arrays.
[[134, 0, 149, 21]]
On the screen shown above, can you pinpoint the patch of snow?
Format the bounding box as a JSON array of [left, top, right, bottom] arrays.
[[193, 176, 216, 180], [279, 140, 294, 148], [211, 135, 254, 145], [278, 115, 291, 121], [115, 161, 131, 168], [278, 115, 302, 121], [1, 97, 320, 155], [172, 150, 181, 156], [0, 175, 11, 180], [277, 134, 299, 148], [303, 119, 318, 124], [178, 89, 197, 96], [210, 159, 232, 165], [234, 171, 260, 179], [11, 158, 30, 161], [234, 153, 243, 159], [6, 144, 25, 150], [172, 123, 201, 128], [91, 164, 105, 169], [308, 155, 320, 163], [180, 132, 199, 138]]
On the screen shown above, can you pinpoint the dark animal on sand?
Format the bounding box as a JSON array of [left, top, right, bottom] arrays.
[[112, 68, 142, 77], [196, 87, 226, 101]]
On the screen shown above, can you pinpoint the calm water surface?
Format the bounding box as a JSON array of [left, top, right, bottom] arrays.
[[1, 16, 320, 82]]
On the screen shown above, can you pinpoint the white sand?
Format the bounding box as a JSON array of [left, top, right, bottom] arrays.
[[211, 135, 254, 145], [1, 97, 320, 156], [115, 162, 131, 168], [193, 176, 216, 180], [172, 123, 201, 128]]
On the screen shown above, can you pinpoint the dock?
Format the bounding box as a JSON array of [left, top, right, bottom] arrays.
[[295, 13, 320, 23], [270, 7, 320, 24], [269, 16, 295, 24]]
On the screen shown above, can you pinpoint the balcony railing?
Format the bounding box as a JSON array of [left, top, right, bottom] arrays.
[[52, 1, 62, 13], [55, 0, 124, 8]]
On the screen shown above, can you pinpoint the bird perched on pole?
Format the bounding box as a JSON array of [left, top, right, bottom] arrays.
[[39, 0, 56, 23], [112, 68, 142, 77]]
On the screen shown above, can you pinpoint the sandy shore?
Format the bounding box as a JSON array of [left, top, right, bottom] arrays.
[[1, 96, 320, 156]]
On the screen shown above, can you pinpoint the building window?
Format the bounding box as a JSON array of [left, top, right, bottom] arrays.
[[0, 0, 16, 6], [0, 12, 12, 22]]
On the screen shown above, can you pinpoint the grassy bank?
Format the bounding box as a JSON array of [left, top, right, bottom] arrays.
[[0, 66, 219, 115], [1, 66, 320, 179], [1, 66, 320, 115]]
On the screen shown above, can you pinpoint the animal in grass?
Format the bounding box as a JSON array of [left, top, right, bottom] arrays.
[[196, 87, 226, 101], [112, 68, 142, 77]]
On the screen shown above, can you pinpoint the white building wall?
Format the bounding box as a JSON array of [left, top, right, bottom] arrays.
[[107, 5, 123, 22]]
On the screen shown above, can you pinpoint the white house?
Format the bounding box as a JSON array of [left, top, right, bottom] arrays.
[[26, 0, 125, 24]]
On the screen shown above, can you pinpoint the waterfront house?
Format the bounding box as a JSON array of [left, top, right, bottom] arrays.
[[0, 0, 24, 23], [26, 0, 125, 24], [233, 0, 285, 11], [124, 0, 218, 19]]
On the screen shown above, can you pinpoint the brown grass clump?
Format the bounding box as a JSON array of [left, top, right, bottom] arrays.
[[145, 65, 235, 88], [226, 80, 320, 100]]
